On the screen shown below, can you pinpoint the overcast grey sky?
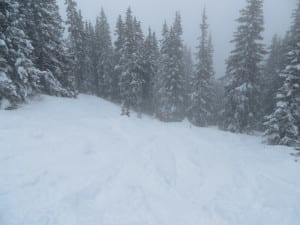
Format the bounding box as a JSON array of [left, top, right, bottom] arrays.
[[57, 0, 297, 77]]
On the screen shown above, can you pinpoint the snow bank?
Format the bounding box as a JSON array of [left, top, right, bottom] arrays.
[[0, 95, 299, 225]]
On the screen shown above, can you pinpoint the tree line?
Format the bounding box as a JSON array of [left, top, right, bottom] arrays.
[[0, 0, 300, 148]]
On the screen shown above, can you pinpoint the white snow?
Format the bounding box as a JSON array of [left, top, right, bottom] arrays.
[[0, 95, 299, 225], [0, 39, 5, 47], [0, 71, 10, 82], [0, 98, 11, 110]]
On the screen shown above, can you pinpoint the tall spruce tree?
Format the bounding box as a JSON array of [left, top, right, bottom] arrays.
[[142, 28, 159, 114], [154, 21, 169, 116], [188, 9, 215, 126], [183, 45, 194, 106], [83, 20, 96, 94], [222, 0, 265, 133], [119, 8, 144, 116], [0, 0, 16, 107], [0, 0, 41, 108], [133, 17, 146, 115], [95, 9, 114, 100], [26, 1, 63, 81], [113, 15, 125, 102], [264, 0, 300, 146], [65, 0, 86, 92], [261, 35, 286, 117], [19, 0, 76, 97], [156, 13, 185, 121]]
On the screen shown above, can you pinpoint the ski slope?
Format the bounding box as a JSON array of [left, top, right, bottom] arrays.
[[0, 95, 299, 225]]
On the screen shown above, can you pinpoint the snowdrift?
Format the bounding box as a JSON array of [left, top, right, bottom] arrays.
[[0, 95, 299, 225]]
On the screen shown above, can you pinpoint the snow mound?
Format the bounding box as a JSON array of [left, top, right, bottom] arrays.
[[0, 95, 299, 225]]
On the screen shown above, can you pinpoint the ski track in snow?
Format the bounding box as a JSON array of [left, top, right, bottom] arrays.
[[0, 95, 299, 225]]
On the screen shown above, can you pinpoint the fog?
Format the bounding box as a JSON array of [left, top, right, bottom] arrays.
[[57, 0, 297, 77]]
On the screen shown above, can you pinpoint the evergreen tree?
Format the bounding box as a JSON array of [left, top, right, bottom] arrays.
[[20, 0, 76, 97], [142, 28, 159, 113], [154, 21, 169, 116], [214, 78, 226, 126], [0, 0, 41, 108], [264, 0, 300, 146], [133, 17, 146, 115], [119, 8, 144, 116], [65, 0, 86, 92], [113, 15, 125, 102], [261, 35, 286, 117], [24, 1, 61, 82], [0, 0, 15, 107], [183, 45, 194, 104], [83, 20, 96, 94], [156, 13, 185, 121], [95, 9, 114, 100], [222, 0, 265, 133], [188, 9, 215, 126]]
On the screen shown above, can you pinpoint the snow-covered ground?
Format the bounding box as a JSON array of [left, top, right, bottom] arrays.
[[0, 95, 299, 225]]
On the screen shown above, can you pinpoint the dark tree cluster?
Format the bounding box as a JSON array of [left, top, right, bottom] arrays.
[[222, 0, 300, 147], [263, 1, 300, 147], [63, 1, 215, 122], [0, 0, 76, 109]]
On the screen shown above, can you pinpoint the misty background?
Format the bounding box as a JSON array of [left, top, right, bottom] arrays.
[[57, 0, 296, 77]]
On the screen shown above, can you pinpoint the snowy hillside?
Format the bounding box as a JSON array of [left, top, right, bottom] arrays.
[[0, 95, 299, 225]]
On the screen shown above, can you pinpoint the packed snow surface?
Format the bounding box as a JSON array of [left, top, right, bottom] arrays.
[[0, 95, 299, 225]]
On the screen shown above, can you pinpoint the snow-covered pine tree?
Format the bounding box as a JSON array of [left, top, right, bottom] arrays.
[[0, 0, 41, 109], [113, 15, 125, 102], [65, 0, 86, 93], [213, 78, 226, 126], [133, 18, 144, 48], [20, 0, 76, 97], [119, 8, 144, 116], [95, 9, 114, 100], [0, 1, 11, 102], [261, 35, 286, 117], [264, 0, 300, 147], [142, 28, 159, 114], [0, 0, 18, 108], [188, 9, 215, 127], [156, 13, 186, 121], [82, 20, 96, 94], [183, 45, 194, 110], [154, 21, 169, 116], [24, 1, 61, 89], [222, 0, 265, 133], [133, 17, 146, 115]]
